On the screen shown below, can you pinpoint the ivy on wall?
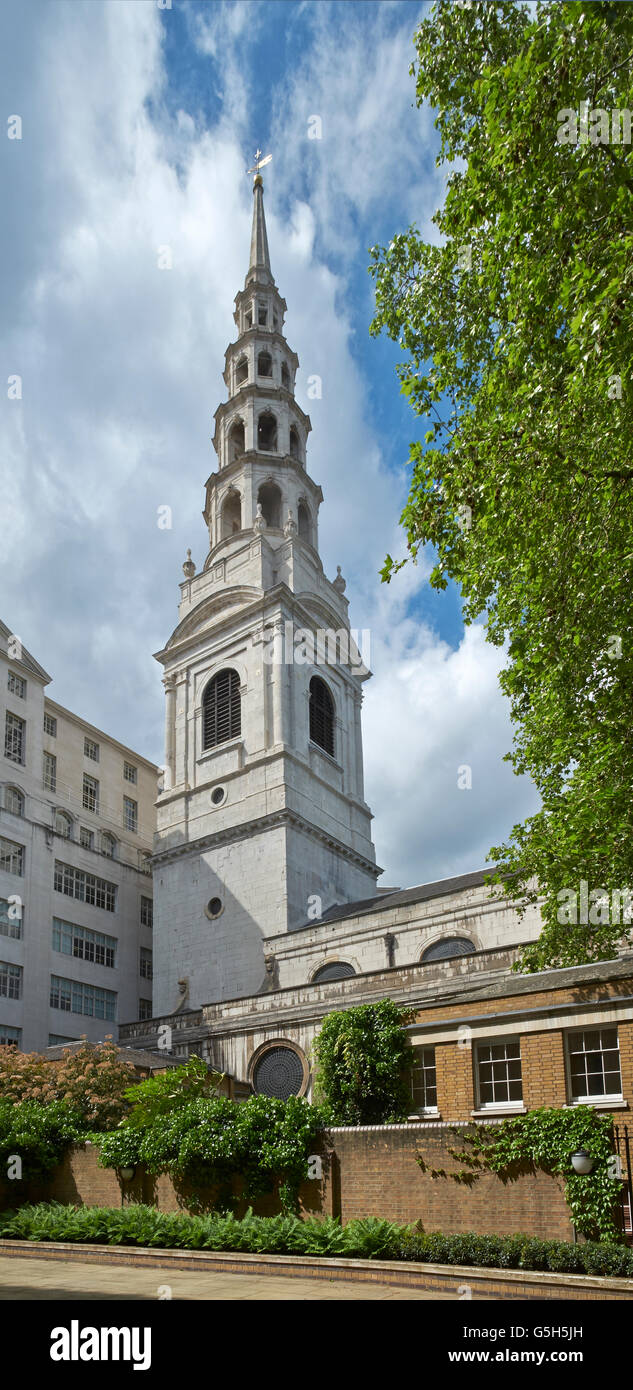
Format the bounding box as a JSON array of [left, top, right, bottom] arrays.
[[96, 1064, 325, 1212], [427, 1106, 623, 1242], [311, 999, 415, 1125]]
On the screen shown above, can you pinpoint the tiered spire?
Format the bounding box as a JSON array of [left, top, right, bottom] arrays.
[[248, 176, 272, 285]]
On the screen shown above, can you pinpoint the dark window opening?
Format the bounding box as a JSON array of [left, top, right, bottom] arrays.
[[298, 502, 311, 543], [203, 669, 241, 749], [421, 938, 475, 963], [289, 426, 301, 460], [312, 962, 355, 983], [221, 490, 241, 537], [309, 676, 334, 757], [257, 481, 282, 529], [228, 421, 245, 463], [257, 412, 277, 452], [257, 351, 272, 377]]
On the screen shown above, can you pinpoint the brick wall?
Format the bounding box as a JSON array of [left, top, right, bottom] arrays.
[[0, 1126, 575, 1241], [321, 1124, 574, 1239]]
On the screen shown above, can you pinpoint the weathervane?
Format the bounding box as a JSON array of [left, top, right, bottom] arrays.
[[247, 148, 272, 183]]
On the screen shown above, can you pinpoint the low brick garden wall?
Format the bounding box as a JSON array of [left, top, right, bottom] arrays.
[[0, 1122, 575, 1240]]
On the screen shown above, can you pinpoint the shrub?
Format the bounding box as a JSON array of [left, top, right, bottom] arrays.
[[1, 1203, 633, 1278], [1, 1206, 633, 1278], [96, 1092, 325, 1212], [311, 999, 415, 1125], [0, 1101, 83, 1183]]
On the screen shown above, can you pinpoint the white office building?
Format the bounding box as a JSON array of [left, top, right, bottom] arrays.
[[0, 620, 158, 1052]]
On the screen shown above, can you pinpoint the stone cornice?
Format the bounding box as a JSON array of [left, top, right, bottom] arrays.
[[213, 388, 311, 435], [222, 328, 298, 370], [152, 804, 379, 877]]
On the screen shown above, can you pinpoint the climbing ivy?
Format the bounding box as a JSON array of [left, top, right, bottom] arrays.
[[445, 1106, 623, 1242], [97, 1093, 325, 1212], [312, 999, 415, 1125]]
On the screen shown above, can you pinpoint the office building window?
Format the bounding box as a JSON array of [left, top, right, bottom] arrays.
[[80, 827, 94, 850], [7, 671, 26, 699], [0, 961, 22, 1000], [0, 898, 22, 940], [123, 796, 138, 833], [54, 810, 72, 839], [43, 712, 57, 737], [138, 999, 152, 1021], [48, 1034, 77, 1046], [50, 974, 116, 1021], [43, 750, 57, 792], [140, 948, 153, 980], [5, 787, 24, 818], [54, 861, 116, 913], [140, 896, 153, 928], [123, 762, 137, 784], [4, 711, 25, 765], [0, 1024, 21, 1047], [84, 737, 99, 762], [52, 917, 116, 969], [0, 837, 24, 876], [82, 774, 99, 813]]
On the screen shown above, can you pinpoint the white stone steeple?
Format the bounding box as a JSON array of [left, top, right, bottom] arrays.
[[152, 170, 380, 1014]]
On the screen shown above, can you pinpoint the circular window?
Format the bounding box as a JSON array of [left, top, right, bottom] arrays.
[[421, 937, 475, 963], [206, 897, 223, 919], [312, 962, 356, 983], [252, 1045, 305, 1100], [211, 786, 226, 806]]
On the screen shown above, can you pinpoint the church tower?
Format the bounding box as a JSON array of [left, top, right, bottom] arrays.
[[152, 167, 380, 1013]]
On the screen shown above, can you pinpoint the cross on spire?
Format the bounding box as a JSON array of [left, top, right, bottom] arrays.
[[247, 149, 272, 184]]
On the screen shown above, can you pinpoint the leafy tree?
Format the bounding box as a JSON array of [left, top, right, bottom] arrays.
[[114, 1055, 224, 1129], [312, 999, 415, 1124], [369, 0, 633, 969], [0, 1039, 136, 1130]]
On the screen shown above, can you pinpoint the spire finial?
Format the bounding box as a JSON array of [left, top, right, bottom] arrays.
[[247, 149, 272, 188], [246, 150, 273, 284]]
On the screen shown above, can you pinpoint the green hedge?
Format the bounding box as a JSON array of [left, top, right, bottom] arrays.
[[1, 1203, 632, 1277]]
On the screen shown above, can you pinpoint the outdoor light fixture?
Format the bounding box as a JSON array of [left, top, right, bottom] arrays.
[[120, 1166, 136, 1182], [571, 1148, 595, 1175]]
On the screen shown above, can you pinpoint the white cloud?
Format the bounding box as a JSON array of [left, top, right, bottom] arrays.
[[0, 0, 539, 888]]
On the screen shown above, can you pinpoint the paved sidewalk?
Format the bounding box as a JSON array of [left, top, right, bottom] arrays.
[[0, 1254, 450, 1300]]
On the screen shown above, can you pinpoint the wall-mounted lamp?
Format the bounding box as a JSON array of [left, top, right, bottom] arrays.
[[571, 1148, 595, 1175], [120, 1166, 136, 1182]]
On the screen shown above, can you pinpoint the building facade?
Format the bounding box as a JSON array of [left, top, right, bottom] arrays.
[[152, 170, 379, 1017], [0, 621, 158, 1052]]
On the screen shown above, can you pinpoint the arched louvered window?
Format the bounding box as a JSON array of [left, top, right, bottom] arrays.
[[312, 961, 355, 983], [203, 669, 241, 750], [309, 676, 334, 757], [421, 937, 475, 963]]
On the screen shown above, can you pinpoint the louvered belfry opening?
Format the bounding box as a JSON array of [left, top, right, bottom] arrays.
[[203, 669, 241, 750], [309, 676, 334, 757]]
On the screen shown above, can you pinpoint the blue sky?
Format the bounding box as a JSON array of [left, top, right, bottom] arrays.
[[1, 0, 539, 888]]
